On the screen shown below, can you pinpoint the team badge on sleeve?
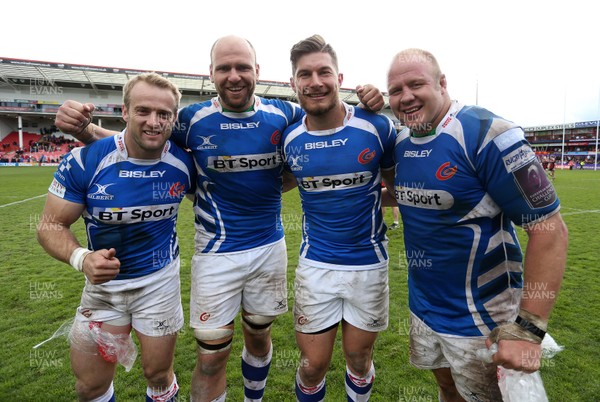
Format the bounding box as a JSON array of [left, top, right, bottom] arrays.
[[49, 178, 66, 198], [512, 159, 557, 208]]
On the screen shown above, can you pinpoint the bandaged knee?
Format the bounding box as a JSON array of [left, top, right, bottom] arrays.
[[242, 314, 275, 335], [194, 327, 234, 354]]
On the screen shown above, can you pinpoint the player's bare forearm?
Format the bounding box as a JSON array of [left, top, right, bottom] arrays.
[[283, 170, 298, 193], [77, 124, 119, 144], [521, 212, 568, 320], [381, 169, 396, 207], [485, 213, 567, 373], [381, 188, 396, 207]]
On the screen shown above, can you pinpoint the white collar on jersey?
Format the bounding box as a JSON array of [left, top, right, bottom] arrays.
[[302, 102, 354, 135], [212, 95, 260, 115], [115, 130, 171, 162]]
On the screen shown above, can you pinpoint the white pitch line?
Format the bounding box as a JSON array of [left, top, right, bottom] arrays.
[[561, 209, 600, 217], [0, 194, 46, 208]]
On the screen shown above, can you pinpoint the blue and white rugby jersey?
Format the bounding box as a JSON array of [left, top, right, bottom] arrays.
[[282, 103, 396, 269], [48, 132, 195, 280], [394, 101, 560, 336], [173, 96, 303, 253]]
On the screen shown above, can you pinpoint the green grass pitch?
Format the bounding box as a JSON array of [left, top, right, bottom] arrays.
[[0, 167, 599, 401]]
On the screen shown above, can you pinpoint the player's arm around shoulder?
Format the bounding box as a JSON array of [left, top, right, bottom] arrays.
[[356, 84, 385, 113], [171, 102, 208, 148], [169, 142, 197, 201], [279, 123, 300, 193], [55, 100, 118, 144]]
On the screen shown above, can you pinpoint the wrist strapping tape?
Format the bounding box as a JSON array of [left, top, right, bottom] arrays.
[[70, 247, 92, 272]]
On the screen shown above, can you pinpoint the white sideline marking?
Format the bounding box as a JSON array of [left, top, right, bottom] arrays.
[[561, 209, 600, 217], [0, 194, 46, 208]]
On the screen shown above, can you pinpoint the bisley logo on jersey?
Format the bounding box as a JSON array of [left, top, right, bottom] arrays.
[[395, 185, 454, 209], [208, 152, 281, 172], [305, 138, 347, 150], [220, 122, 260, 130], [118, 170, 166, 178], [403, 149, 432, 158], [299, 171, 372, 192], [93, 203, 178, 224]]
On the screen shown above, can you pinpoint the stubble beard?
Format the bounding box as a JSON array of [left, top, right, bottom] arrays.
[[219, 82, 255, 111], [300, 95, 338, 117]]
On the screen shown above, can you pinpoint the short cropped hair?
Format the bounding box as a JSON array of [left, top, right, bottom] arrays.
[[392, 48, 442, 81], [290, 34, 338, 76], [123, 72, 181, 112]]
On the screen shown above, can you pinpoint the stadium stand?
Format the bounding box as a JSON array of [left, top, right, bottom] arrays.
[[0, 57, 598, 168], [0, 57, 399, 166], [0, 130, 82, 163], [526, 121, 600, 169]]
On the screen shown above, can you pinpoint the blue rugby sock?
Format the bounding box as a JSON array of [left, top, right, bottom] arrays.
[[242, 343, 272, 401]]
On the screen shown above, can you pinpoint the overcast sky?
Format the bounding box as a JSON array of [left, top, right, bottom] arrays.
[[3, 0, 599, 128]]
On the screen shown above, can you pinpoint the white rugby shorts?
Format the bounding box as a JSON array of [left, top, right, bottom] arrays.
[[190, 238, 288, 329], [409, 312, 502, 401], [293, 260, 389, 333], [75, 257, 183, 337]]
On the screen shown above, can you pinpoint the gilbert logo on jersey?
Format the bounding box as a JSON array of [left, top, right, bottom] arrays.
[[197, 135, 217, 150], [88, 183, 115, 200]]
